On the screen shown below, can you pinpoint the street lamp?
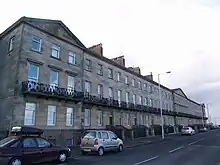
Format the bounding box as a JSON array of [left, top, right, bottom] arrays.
[[158, 71, 171, 139]]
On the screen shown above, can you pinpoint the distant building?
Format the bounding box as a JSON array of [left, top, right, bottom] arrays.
[[0, 17, 207, 145]]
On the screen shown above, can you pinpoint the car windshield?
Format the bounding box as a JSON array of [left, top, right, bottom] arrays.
[[83, 131, 96, 139], [0, 136, 17, 147], [182, 127, 189, 130]]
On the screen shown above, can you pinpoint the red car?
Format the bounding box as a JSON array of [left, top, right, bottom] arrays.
[[0, 126, 71, 165]]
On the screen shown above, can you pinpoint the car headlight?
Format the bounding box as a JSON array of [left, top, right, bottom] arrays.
[[68, 148, 71, 152]]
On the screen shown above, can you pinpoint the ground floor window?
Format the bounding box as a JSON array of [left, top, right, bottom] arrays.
[[66, 107, 73, 126], [24, 103, 36, 126], [97, 110, 102, 126], [84, 109, 91, 126], [47, 105, 56, 126]]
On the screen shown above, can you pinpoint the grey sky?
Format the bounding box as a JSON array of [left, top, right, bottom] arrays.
[[1, 0, 219, 120]]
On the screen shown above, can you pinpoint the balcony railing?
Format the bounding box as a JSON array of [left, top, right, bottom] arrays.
[[21, 81, 84, 102], [21, 81, 205, 119]]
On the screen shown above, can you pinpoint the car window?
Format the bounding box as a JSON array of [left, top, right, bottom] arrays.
[[83, 131, 96, 139], [10, 140, 21, 148], [0, 136, 17, 147], [97, 132, 101, 139], [22, 138, 37, 148], [101, 132, 109, 139], [36, 138, 51, 148], [109, 132, 117, 139]]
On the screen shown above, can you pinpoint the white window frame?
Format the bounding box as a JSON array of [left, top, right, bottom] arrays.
[[66, 107, 73, 126], [28, 63, 39, 82], [108, 87, 113, 98], [50, 70, 59, 87], [32, 36, 42, 52], [117, 90, 121, 103], [97, 110, 102, 126], [84, 109, 91, 126], [132, 79, 135, 87], [138, 81, 141, 89], [85, 81, 91, 93], [117, 72, 121, 81], [51, 44, 60, 58], [67, 75, 74, 91], [125, 75, 128, 84], [68, 52, 76, 64], [149, 98, 153, 107], [9, 36, 15, 52], [143, 83, 147, 90], [125, 92, 129, 103], [143, 97, 147, 106], [47, 105, 56, 126], [132, 94, 136, 105], [98, 84, 103, 96], [108, 68, 113, 79], [97, 64, 103, 75], [138, 96, 142, 105], [24, 103, 36, 126]]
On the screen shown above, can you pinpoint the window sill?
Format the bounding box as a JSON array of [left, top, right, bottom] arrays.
[[68, 62, 78, 67], [85, 69, 92, 72], [51, 56, 61, 61], [47, 124, 56, 126], [30, 48, 42, 54]]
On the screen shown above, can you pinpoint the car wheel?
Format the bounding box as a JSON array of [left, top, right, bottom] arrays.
[[118, 144, 123, 152], [9, 157, 22, 165], [98, 147, 104, 156], [58, 152, 67, 163]]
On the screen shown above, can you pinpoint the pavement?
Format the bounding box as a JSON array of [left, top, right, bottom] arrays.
[[43, 129, 220, 165]]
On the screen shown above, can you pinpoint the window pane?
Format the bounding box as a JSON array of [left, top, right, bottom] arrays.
[[52, 44, 60, 58], [84, 109, 90, 126], [23, 138, 37, 148], [108, 87, 113, 98], [9, 36, 15, 51], [32, 36, 41, 51], [24, 103, 36, 125], [68, 52, 76, 64], [36, 138, 50, 148], [98, 111, 102, 126], [28, 64, 39, 82], [47, 105, 56, 125], [66, 108, 73, 126], [85, 81, 91, 93], [68, 76, 74, 90], [50, 71, 58, 86]]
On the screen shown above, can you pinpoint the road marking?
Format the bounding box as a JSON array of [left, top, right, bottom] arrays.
[[169, 146, 184, 153], [134, 156, 159, 165], [188, 138, 204, 145]]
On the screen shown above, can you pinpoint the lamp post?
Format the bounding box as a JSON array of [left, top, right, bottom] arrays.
[[158, 71, 171, 139]]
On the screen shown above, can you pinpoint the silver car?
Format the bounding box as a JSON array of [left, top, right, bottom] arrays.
[[80, 130, 124, 156], [181, 127, 195, 135]]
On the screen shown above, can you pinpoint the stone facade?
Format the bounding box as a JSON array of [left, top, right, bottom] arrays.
[[0, 17, 207, 144]]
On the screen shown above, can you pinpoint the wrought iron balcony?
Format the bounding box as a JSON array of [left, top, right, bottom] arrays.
[[21, 81, 84, 102]]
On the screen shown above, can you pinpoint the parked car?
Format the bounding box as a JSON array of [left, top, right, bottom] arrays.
[[181, 127, 195, 135], [80, 130, 124, 156], [199, 127, 208, 132], [0, 126, 71, 165]]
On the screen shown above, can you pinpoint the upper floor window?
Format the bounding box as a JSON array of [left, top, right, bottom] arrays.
[[108, 68, 113, 79], [143, 83, 147, 90], [138, 96, 142, 105], [24, 103, 36, 126], [28, 63, 39, 82], [149, 98, 153, 106], [47, 105, 56, 126], [8, 36, 15, 52], [51, 44, 60, 58], [85, 81, 91, 93], [125, 75, 128, 84], [117, 72, 121, 82], [85, 59, 92, 71], [108, 87, 113, 98], [66, 107, 73, 126], [125, 92, 129, 103], [138, 81, 141, 89], [84, 109, 91, 126], [50, 70, 58, 86], [97, 64, 103, 75], [97, 84, 103, 96], [132, 94, 136, 105], [132, 79, 135, 87], [117, 90, 122, 103], [67, 75, 74, 91], [143, 97, 147, 105], [32, 36, 41, 52], [68, 52, 76, 64]]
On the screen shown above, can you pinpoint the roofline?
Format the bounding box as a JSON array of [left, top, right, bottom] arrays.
[[172, 88, 202, 106], [0, 16, 171, 92]]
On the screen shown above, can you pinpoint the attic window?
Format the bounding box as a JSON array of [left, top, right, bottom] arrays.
[[32, 36, 41, 52], [8, 36, 15, 52], [51, 44, 60, 59]]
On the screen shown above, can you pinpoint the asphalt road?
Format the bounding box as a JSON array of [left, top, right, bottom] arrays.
[[46, 129, 220, 165]]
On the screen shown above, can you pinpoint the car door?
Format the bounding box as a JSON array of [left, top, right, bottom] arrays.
[[35, 137, 58, 162], [108, 132, 118, 149], [21, 137, 41, 164], [101, 132, 111, 151]]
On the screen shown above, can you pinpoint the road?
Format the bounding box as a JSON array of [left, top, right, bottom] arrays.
[[46, 129, 220, 165]]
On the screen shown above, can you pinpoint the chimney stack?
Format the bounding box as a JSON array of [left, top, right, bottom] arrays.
[[88, 43, 103, 56], [127, 67, 141, 75], [144, 72, 153, 80], [111, 56, 125, 67]]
